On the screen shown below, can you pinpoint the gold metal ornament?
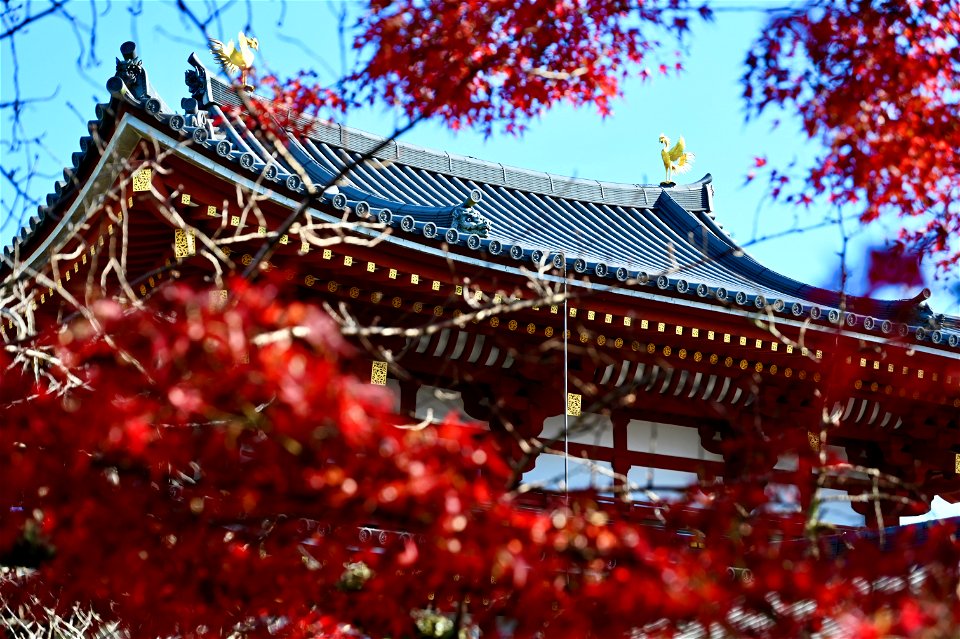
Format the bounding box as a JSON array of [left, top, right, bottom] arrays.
[[371, 361, 388, 386], [658, 133, 695, 186], [208, 31, 259, 90], [174, 228, 196, 259], [132, 168, 152, 192], [566, 393, 582, 417]]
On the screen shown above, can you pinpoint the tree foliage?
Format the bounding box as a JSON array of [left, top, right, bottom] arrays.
[[2, 281, 959, 638], [354, 0, 707, 134], [2, 1, 960, 637], [744, 0, 960, 273]]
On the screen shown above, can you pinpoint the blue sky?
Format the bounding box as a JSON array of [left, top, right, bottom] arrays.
[[1, 0, 956, 315]]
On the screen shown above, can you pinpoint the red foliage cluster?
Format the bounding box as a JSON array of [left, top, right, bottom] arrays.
[[744, 0, 960, 271], [353, 0, 707, 134], [866, 241, 925, 293], [218, 71, 349, 144], [2, 281, 959, 637]]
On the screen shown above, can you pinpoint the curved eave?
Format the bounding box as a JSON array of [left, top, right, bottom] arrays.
[[5, 57, 959, 355], [168, 76, 954, 329], [1, 99, 124, 270], [90, 111, 959, 357]]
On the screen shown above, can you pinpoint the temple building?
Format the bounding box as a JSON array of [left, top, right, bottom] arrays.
[[3, 42, 960, 529]]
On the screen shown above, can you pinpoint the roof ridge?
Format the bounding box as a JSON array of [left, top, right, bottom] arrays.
[[199, 73, 711, 210], [305, 115, 713, 209], [336, 118, 713, 192]]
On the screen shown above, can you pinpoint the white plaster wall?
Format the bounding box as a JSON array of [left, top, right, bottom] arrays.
[[523, 452, 614, 494], [385, 378, 401, 413], [627, 466, 699, 502], [414, 385, 488, 428], [524, 416, 720, 500], [770, 447, 865, 527], [523, 414, 614, 494], [626, 419, 722, 462], [538, 413, 613, 447], [519, 410, 867, 525], [817, 488, 866, 527]]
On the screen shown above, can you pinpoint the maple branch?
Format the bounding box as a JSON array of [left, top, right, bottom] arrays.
[[529, 66, 588, 81], [0, 0, 70, 41]]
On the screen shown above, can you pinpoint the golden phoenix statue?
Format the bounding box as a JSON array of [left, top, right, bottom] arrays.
[[208, 31, 259, 90], [659, 133, 695, 186]]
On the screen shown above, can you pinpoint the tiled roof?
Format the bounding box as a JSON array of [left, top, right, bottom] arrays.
[[5, 42, 959, 351]]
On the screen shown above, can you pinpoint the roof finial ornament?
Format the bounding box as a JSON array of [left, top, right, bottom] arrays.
[[659, 133, 695, 187], [106, 41, 169, 114], [208, 31, 259, 91], [452, 189, 492, 237]]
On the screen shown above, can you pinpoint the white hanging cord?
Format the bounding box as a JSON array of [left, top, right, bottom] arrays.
[[563, 264, 569, 498]]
